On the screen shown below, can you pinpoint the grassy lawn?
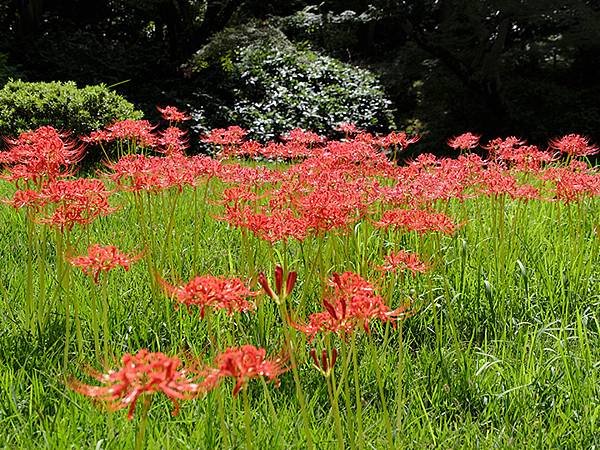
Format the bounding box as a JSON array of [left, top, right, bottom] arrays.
[[0, 129, 598, 449]]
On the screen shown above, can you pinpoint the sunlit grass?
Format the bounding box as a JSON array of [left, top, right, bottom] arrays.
[[0, 159, 598, 449]]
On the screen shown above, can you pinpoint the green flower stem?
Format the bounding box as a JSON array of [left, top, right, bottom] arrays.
[[242, 387, 254, 450], [100, 277, 111, 366], [134, 396, 152, 450], [277, 301, 314, 449]]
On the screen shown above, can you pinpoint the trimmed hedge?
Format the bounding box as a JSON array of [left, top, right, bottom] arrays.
[[0, 80, 143, 137]]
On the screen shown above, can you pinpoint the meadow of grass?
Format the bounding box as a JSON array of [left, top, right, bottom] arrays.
[[0, 122, 598, 449]]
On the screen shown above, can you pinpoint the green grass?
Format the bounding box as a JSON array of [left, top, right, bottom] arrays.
[[0, 166, 598, 449]]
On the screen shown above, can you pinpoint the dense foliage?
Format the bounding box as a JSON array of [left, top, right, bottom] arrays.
[[189, 25, 393, 140], [0, 80, 143, 138], [1, 1, 598, 148]]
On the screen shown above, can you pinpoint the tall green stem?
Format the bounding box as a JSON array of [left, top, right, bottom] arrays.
[[101, 278, 111, 366], [327, 371, 345, 450], [134, 396, 152, 450], [351, 335, 364, 447], [277, 302, 314, 449], [242, 388, 254, 450]]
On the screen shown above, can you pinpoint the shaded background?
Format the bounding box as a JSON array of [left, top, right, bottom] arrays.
[[1, 0, 599, 152]]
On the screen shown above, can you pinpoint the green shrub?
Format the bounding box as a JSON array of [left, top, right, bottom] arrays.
[[0, 80, 143, 138], [188, 24, 394, 141]]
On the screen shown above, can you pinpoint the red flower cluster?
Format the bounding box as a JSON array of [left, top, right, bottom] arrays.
[[222, 205, 309, 243], [282, 128, 325, 146], [496, 145, 554, 171], [293, 183, 371, 235], [378, 250, 430, 275], [261, 142, 315, 160], [201, 345, 286, 395], [294, 272, 412, 341], [9, 178, 114, 231], [217, 140, 319, 161], [158, 127, 188, 156], [83, 120, 157, 148], [1, 126, 84, 184], [541, 162, 600, 202], [477, 167, 540, 200], [549, 134, 598, 157], [157, 105, 191, 123], [483, 136, 526, 159], [69, 244, 141, 283], [202, 126, 247, 147], [108, 154, 220, 193], [162, 275, 257, 317], [70, 349, 201, 420], [335, 122, 362, 137], [447, 132, 481, 151], [379, 131, 420, 149], [375, 208, 458, 235], [321, 140, 393, 171]]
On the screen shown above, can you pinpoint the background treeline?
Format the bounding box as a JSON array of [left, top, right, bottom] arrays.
[[1, 0, 599, 151]]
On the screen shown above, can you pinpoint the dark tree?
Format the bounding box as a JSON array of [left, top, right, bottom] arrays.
[[0, 0, 598, 148]]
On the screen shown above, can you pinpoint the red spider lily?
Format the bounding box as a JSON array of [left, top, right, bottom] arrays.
[[477, 167, 540, 200], [282, 128, 325, 147], [108, 154, 197, 193], [323, 140, 391, 169], [106, 120, 157, 148], [329, 271, 375, 297], [291, 181, 373, 235], [69, 349, 201, 420], [69, 244, 141, 284], [378, 250, 430, 275], [483, 136, 526, 159], [1, 126, 84, 184], [158, 127, 188, 156], [216, 163, 281, 185], [258, 265, 297, 304], [220, 186, 262, 206], [375, 208, 458, 235], [286, 141, 394, 182], [11, 178, 114, 231], [232, 140, 263, 159], [157, 105, 191, 123], [201, 345, 287, 396], [6, 189, 41, 209], [221, 205, 309, 243], [483, 137, 552, 171], [161, 275, 257, 317], [353, 132, 380, 146], [259, 142, 314, 160], [335, 122, 362, 137], [189, 155, 223, 180], [379, 131, 420, 149], [548, 134, 598, 157], [447, 132, 481, 151], [381, 166, 468, 205], [81, 130, 111, 145], [83, 120, 157, 148], [492, 144, 555, 171], [408, 153, 438, 168], [541, 163, 600, 202], [294, 272, 413, 341], [280, 140, 393, 181], [309, 348, 338, 377], [202, 126, 246, 147]]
